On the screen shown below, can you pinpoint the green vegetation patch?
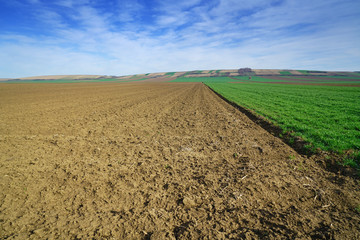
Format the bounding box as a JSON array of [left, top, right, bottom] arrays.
[[165, 72, 176, 76], [356, 205, 360, 213], [298, 70, 310, 75], [277, 76, 360, 84], [206, 82, 360, 152], [171, 76, 288, 83], [266, 76, 360, 84], [342, 152, 360, 170], [231, 76, 287, 82], [280, 71, 293, 75]]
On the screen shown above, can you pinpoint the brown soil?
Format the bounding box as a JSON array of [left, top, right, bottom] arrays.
[[138, 76, 177, 83], [0, 83, 359, 239], [253, 69, 281, 75], [2, 75, 106, 81]]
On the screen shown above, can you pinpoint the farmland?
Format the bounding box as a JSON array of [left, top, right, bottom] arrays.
[[206, 83, 360, 152], [173, 75, 360, 165], [0, 72, 360, 239]]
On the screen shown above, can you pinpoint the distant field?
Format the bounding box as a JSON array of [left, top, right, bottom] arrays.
[[171, 76, 290, 83], [2, 78, 150, 83], [230, 76, 360, 85], [280, 71, 292, 75], [165, 72, 176, 76], [171, 76, 231, 83], [172, 75, 360, 85]]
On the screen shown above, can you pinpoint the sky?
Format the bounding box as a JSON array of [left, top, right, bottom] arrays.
[[0, 0, 359, 78]]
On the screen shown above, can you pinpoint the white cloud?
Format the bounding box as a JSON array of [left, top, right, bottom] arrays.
[[35, 9, 68, 29], [156, 0, 203, 11], [55, 0, 73, 7], [54, 0, 90, 8], [27, 0, 40, 4], [72, 6, 111, 33], [210, 0, 272, 16], [116, 0, 144, 22]]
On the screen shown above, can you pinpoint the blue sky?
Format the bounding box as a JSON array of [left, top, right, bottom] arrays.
[[0, 0, 359, 78]]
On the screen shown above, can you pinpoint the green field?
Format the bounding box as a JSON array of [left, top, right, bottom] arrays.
[[171, 75, 358, 83], [206, 83, 360, 152], [230, 76, 288, 82], [298, 70, 310, 75], [280, 71, 292, 75], [165, 72, 176, 76], [171, 76, 287, 83]]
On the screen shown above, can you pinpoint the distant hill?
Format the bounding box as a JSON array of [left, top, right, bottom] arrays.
[[1, 69, 359, 82], [0, 75, 114, 82]]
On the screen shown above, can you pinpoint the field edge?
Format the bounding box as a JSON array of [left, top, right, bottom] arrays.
[[204, 83, 360, 178]]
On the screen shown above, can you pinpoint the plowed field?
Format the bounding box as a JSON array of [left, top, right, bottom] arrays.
[[0, 83, 359, 239]]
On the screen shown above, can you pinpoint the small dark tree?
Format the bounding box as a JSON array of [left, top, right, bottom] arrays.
[[238, 68, 252, 75], [238, 68, 254, 79]]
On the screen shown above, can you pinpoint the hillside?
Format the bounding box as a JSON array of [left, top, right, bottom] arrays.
[[1, 69, 359, 82]]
